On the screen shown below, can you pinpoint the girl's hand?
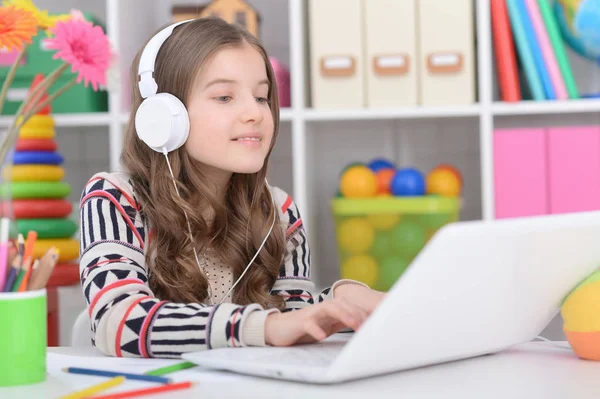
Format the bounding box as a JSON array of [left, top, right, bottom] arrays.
[[333, 284, 387, 314], [264, 298, 368, 346]]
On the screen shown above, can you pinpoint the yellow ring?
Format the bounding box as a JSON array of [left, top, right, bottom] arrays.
[[18, 127, 55, 139], [33, 238, 79, 263], [19, 115, 55, 129], [3, 165, 65, 182]]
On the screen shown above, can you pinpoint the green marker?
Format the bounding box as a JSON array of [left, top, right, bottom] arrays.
[[144, 361, 196, 376]]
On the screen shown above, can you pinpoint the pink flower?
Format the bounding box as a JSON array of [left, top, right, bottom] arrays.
[[44, 17, 112, 91]]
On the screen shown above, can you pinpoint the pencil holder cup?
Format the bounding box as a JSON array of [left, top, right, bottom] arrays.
[[0, 289, 46, 386]]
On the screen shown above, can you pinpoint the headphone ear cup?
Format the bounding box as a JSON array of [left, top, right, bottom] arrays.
[[135, 93, 190, 153]]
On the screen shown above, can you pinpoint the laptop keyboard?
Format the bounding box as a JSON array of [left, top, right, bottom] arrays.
[[246, 338, 348, 367]]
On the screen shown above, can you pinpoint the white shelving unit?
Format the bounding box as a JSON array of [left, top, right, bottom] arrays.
[[26, 0, 600, 294]]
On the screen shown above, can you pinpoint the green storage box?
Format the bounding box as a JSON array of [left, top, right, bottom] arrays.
[[0, 13, 108, 114], [331, 196, 461, 291], [0, 75, 108, 114]]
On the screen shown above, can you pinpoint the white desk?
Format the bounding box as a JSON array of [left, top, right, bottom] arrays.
[[1, 342, 599, 399]]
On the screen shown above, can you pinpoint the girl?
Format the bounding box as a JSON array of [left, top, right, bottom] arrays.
[[79, 17, 385, 358]]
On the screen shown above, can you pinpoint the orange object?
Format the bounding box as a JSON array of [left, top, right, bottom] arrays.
[[564, 330, 600, 361], [339, 165, 377, 198], [89, 381, 193, 399], [375, 168, 395, 195], [25, 74, 51, 115], [17, 230, 37, 291], [434, 164, 463, 185], [426, 168, 462, 197]]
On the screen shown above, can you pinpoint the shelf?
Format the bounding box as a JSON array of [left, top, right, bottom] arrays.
[[0, 113, 113, 128], [119, 109, 295, 125], [302, 104, 481, 121], [492, 99, 600, 116]]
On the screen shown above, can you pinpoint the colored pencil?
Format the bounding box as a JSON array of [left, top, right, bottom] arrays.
[[85, 381, 193, 399], [62, 367, 172, 384], [0, 218, 10, 290], [17, 231, 37, 291], [17, 234, 24, 258], [11, 257, 30, 292], [2, 255, 20, 292], [27, 248, 58, 290], [57, 376, 125, 399], [144, 361, 197, 376]]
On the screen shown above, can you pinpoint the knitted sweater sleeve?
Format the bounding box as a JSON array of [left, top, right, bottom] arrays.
[[79, 173, 272, 358], [269, 187, 367, 311]]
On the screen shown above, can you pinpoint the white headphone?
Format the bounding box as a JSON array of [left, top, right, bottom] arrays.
[[135, 19, 277, 305], [135, 20, 192, 154]]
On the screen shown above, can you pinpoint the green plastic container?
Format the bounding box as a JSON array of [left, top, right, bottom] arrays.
[[0, 13, 108, 114], [0, 289, 47, 386], [0, 75, 108, 114], [331, 196, 461, 291]]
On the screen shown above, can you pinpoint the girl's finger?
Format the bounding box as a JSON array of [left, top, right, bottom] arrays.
[[320, 301, 359, 330], [335, 297, 369, 325], [304, 321, 327, 342]]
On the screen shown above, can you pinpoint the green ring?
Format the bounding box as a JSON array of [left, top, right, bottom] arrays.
[[0, 182, 71, 199], [16, 218, 77, 239]]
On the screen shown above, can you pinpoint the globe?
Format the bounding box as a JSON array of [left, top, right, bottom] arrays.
[[555, 0, 600, 61]]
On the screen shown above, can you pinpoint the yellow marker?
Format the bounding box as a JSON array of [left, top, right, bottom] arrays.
[[57, 376, 125, 399]]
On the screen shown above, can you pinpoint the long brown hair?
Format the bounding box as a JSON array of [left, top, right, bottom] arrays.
[[121, 18, 285, 309]]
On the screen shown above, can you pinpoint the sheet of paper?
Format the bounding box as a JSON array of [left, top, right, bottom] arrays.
[[47, 347, 242, 394]]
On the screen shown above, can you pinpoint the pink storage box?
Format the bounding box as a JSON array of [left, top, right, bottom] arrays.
[[0, 48, 26, 66], [269, 57, 290, 108]]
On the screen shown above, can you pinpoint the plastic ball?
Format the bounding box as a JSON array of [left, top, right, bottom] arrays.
[[341, 254, 379, 287], [337, 217, 375, 254], [435, 163, 463, 185], [390, 168, 425, 196], [427, 168, 462, 197], [367, 213, 401, 231], [340, 165, 377, 198], [370, 232, 394, 259], [376, 255, 410, 291], [561, 270, 600, 360], [412, 213, 451, 230], [368, 158, 395, 172], [340, 162, 364, 176], [375, 168, 396, 195], [391, 221, 427, 259]]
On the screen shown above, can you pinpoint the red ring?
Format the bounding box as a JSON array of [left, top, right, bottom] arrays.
[[8, 199, 72, 219], [16, 138, 57, 152]]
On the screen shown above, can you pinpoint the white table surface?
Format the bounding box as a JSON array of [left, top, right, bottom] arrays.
[[1, 342, 599, 399]]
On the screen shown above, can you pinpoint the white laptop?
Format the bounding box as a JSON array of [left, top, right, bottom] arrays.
[[182, 211, 600, 384]]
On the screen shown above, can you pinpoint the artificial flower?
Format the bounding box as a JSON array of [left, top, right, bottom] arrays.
[[3, 0, 60, 30], [44, 16, 112, 91], [0, 5, 36, 51]]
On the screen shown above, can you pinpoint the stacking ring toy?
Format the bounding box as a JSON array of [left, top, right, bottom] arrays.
[[18, 128, 55, 139], [13, 151, 63, 165], [3, 165, 65, 181], [47, 263, 80, 288], [11, 199, 72, 218], [20, 115, 55, 129], [17, 218, 77, 239], [16, 138, 57, 152], [33, 238, 79, 262], [0, 182, 71, 199]]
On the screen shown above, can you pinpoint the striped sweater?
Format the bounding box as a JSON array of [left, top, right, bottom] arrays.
[[79, 172, 353, 358]]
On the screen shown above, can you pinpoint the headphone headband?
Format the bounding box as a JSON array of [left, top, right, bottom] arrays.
[[138, 19, 194, 99]]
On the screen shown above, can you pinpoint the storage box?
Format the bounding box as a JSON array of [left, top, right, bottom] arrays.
[[0, 75, 108, 114], [308, 0, 364, 108], [0, 13, 108, 114], [364, 0, 418, 107], [417, 0, 475, 105], [331, 196, 460, 291], [494, 126, 600, 218], [494, 128, 548, 218]]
